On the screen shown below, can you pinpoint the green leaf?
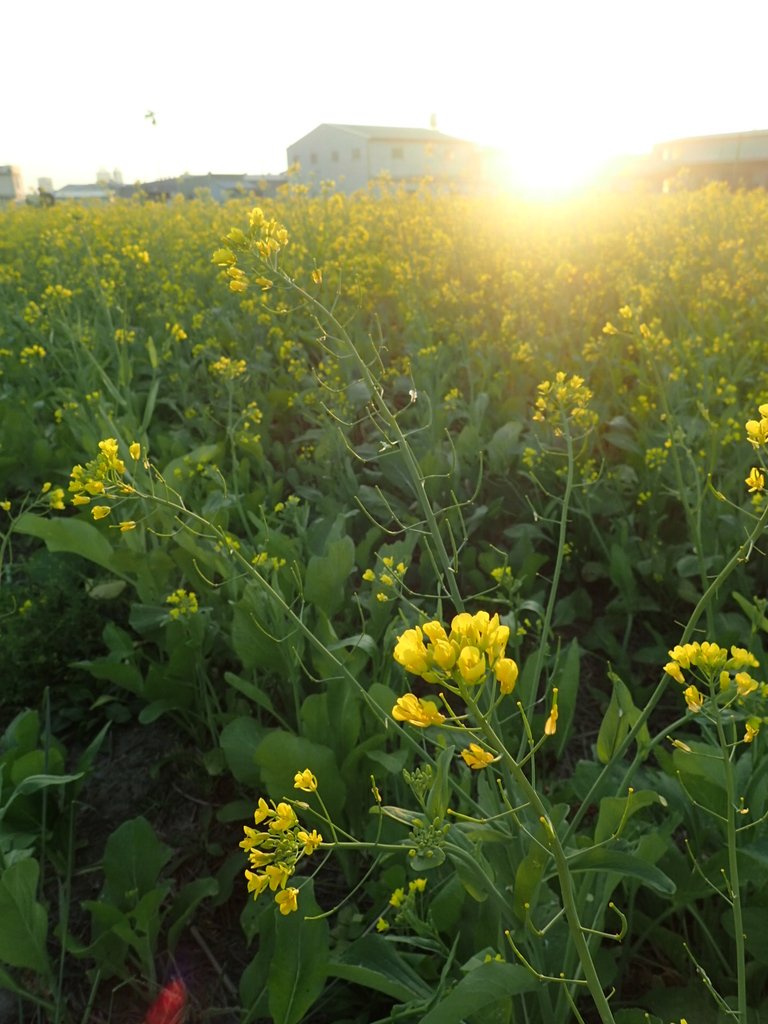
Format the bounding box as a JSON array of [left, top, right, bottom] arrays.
[[219, 717, 264, 786], [328, 934, 432, 1002], [303, 535, 355, 617], [102, 817, 172, 908], [513, 818, 551, 920], [486, 421, 523, 475], [565, 847, 676, 895], [596, 671, 650, 764], [224, 671, 278, 717], [14, 513, 122, 575], [0, 858, 50, 974], [553, 638, 580, 757], [596, 685, 623, 764], [253, 731, 346, 821], [166, 877, 218, 952], [268, 878, 329, 1024], [1, 773, 83, 822], [1, 709, 39, 755], [419, 962, 537, 1024], [594, 790, 664, 844], [426, 745, 454, 821], [73, 656, 143, 695]]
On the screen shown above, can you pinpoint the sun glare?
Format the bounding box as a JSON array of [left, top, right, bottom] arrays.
[[492, 131, 625, 199]]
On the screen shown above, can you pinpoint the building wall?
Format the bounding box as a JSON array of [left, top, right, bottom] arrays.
[[287, 125, 369, 191], [287, 126, 480, 194], [0, 165, 24, 204], [652, 132, 768, 191]]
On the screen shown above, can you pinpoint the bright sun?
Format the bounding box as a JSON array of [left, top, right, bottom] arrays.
[[494, 136, 618, 198]]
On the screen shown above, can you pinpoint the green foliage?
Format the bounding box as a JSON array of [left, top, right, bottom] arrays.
[[3, 184, 768, 1021]]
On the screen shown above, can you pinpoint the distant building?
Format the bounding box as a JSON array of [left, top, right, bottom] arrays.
[[0, 165, 24, 205], [53, 183, 113, 203], [652, 129, 768, 190], [286, 124, 482, 193], [117, 172, 287, 202]]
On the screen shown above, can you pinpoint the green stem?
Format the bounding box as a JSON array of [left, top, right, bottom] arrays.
[[713, 712, 747, 1021], [285, 276, 465, 612], [468, 697, 615, 1024], [521, 418, 576, 762]]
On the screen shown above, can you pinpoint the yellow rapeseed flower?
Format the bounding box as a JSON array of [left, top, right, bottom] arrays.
[[460, 743, 495, 769], [494, 657, 519, 694], [275, 887, 299, 915], [294, 769, 318, 793], [683, 685, 704, 713], [297, 829, 323, 855], [745, 467, 765, 493], [544, 688, 560, 736], [391, 694, 445, 728]]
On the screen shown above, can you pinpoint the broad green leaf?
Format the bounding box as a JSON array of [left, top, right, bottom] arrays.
[[1, 773, 83, 821], [596, 671, 650, 764], [513, 818, 551, 920], [303, 535, 355, 617], [253, 731, 346, 820], [224, 671, 278, 717], [419, 962, 537, 1024], [565, 847, 676, 895], [594, 790, 664, 844], [231, 585, 295, 675], [426, 745, 454, 821], [219, 717, 264, 786], [486, 421, 523, 475], [160, 443, 222, 486], [553, 638, 580, 757], [9, 748, 63, 787], [596, 685, 623, 764], [73, 656, 143, 695], [15, 513, 122, 575], [1, 710, 40, 754], [328, 934, 432, 1002], [102, 817, 172, 908], [268, 878, 329, 1024], [0, 858, 50, 975]]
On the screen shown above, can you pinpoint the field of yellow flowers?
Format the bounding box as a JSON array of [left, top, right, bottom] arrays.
[[2, 182, 768, 1023]]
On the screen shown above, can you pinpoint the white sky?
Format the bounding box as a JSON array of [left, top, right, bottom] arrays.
[[5, 0, 768, 192]]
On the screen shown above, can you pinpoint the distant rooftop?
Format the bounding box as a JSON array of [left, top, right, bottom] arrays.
[[655, 129, 768, 164], [305, 123, 471, 144]]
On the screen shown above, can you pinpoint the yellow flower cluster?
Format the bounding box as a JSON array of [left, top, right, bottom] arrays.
[[240, 773, 323, 915], [664, 641, 765, 740], [376, 877, 427, 933], [392, 611, 519, 728], [362, 555, 408, 603], [19, 344, 47, 364], [746, 403, 768, 448], [166, 589, 199, 619], [69, 438, 140, 521], [209, 356, 247, 379], [213, 207, 290, 294], [532, 371, 598, 435], [395, 611, 517, 690], [41, 481, 65, 511]]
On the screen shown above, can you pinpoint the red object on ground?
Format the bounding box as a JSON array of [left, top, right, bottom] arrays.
[[144, 977, 187, 1024]]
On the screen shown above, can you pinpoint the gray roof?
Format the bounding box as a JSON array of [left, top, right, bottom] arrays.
[[305, 123, 470, 144], [655, 129, 768, 164]]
